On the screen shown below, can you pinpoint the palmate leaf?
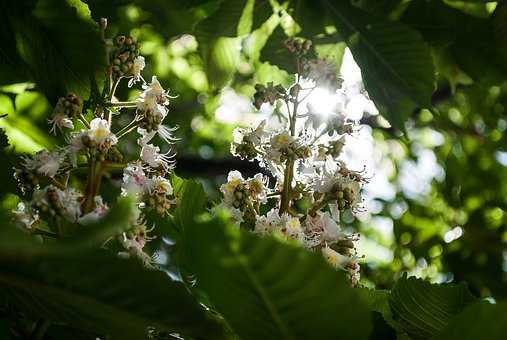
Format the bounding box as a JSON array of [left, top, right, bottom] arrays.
[[321, 0, 435, 129], [171, 176, 372, 340], [0, 249, 229, 340], [0, 199, 230, 340], [0, 0, 107, 102], [435, 301, 507, 340], [357, 288, 393, 324], [389, 275, 476, 339], [401, 0, 507, 85], [194, 0, 254, 44], [193, 0, 257, 88], [171, 176, 207, 229], [290, 0, 327, 38], [206, 37, 242, 89], [260, 26, 298, 75], [259, 26, 346, 84]]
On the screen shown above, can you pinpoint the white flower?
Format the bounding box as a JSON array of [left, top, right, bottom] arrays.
[[305, 108, 346, 132], [283, 215, 303, 241], [65, 132, 86, 167], [341, 179, 361, 206], [140, 143, 174, 170], [213, 202, 244, 224], [313, 162, 362, 208], [146, 176, 173, 196], [322, 245, 350, 269], [254, 208, 279, 234], [49, 113, 74, 134], [136, 94, 162, 116], [137, 76, 170, 112], [116, 210, 154, 266], [120, 222, 155, 264], [32, 187, 50, 207], [143, 76, 168, 102], [230, 121, 268, 160], [304, 211, 344, 247], [305, 59, 339, 88], [136, 127, 156, 146], [254, 209, 303, 242], [22, 150, 64, 178], [270, 131, 293, 150], [322, 245, 361, 284], [57, 187, 82, 222], [157, 125, 178, 145], [128, 56, 145, 87], [220, 170, 245, 206], [232, 120, 267, 147], [248, 173, 268, 202], [13, 202, 39, 230], [88, 118, 118, 147], [121, 162, 148, 195], [266, 131, 312, 165], [266, 132, 292, 164], [136, 77, 178, 145], [78, 196, 109, 225]]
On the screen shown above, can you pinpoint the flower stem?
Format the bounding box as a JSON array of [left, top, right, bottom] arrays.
[[279, 77, 300, 214], [117, 122, 141, 139], [298, 86, 316, 104], [308, 197, 329, 217], [32, 228, 59, 239], [280, 160, 294, 213], [83, 158, 103, 214], [79, 114, 90, 129], [110, 77, 122, 100], [106, 101, 138, 108], [49, 177, 66, 190]]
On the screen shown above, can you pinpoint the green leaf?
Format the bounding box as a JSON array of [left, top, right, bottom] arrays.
[[323, 0, 435, 129], [358, 288, 393, 322], [0, 197, 136, 257], [0, 229, 230, 340], [194, 0, 251, 88], [389, 275, 476, 339], [237, 0, 256, 36], [315, 42, 347, 73], [182, 211, 372, 340], [65, 196, 136, 250], [1, 0, 107, 102], [0, 128, 8, 149], [435, 301, 507, 340], [260, 26, 297, 75], [251, 0, 274, 31], [172, 176, 208, 229], [290, 0, 327, 38], [206, 37, 242, 89], [81, 0, 131, 22], [194, 0, 251, 45], [255, 62, 294, 87], [401, 0, 506, 84], [350, 0, 402, 16], [170, 177, 209, 275], [401, 0, 460, 47], [357, 287, 408, 338]]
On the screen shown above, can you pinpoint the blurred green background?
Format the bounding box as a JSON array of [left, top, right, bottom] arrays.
[[1, 0, 506, 298]]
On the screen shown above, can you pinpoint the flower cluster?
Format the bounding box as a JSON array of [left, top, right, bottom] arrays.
[[13, 30, 177, 265], [220, 38, 366, 284]]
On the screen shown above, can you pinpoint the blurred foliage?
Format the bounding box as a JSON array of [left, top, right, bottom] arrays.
[[0, 0, 506, 330]]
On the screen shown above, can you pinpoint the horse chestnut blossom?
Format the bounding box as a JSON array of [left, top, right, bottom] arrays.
[[12, 30, 177, 266], [219, 38, 367, 285]]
